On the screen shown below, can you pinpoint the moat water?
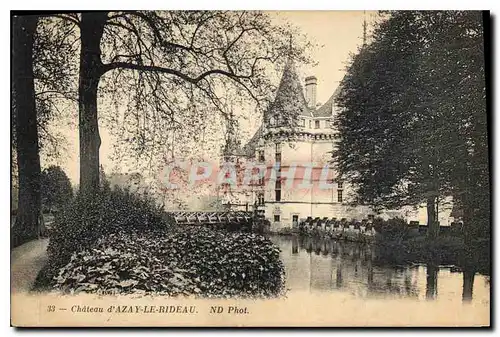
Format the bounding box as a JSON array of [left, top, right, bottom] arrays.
[[269, 235, 490, 306]]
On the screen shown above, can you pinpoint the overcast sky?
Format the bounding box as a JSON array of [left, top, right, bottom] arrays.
[[274, 11, 377, 105]]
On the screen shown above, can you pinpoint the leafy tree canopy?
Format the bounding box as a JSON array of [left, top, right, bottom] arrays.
[[41, 165, 74, 212], [334, 11, 487, 238]]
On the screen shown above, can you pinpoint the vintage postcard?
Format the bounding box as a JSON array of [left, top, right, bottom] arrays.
[[11, 10, 490, 327]]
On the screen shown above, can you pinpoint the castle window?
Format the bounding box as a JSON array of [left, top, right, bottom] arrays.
[[258, 193, 265, 205], [275, 152, 281, 163], [275, 179, 281, 189], [315, 120, 320, 129], [258, 150, 265, 162], [300, 119, 305, 127], [337, 181, 343, 189], [274, 214, 280, 222], [275, 189, 281, 202], [309, 120, 312, 128], [275, 143, 282, 163], [337, 190, 343, 203]]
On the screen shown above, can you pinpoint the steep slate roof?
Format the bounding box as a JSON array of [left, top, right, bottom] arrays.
[[312, 85, 340, 118], [266, 60, 313, 120], [242, 60, 312, 157], [242, 124, 264, 157], [242, 63, 342, 157]]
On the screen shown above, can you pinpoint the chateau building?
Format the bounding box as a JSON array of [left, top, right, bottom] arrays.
[[219, 60, 452, 231], [219, 60, 373, 231]]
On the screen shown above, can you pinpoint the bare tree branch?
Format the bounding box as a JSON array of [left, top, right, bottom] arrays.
[[41, 13, 80, 26], [102, 61, 256, 84]]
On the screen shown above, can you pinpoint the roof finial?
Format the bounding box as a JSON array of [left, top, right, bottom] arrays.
[[288, 33, 294, 62], [284, 33, 294, 67], [362, 10, 367, 46]]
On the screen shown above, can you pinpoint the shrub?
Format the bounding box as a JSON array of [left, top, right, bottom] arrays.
[[373, 217, 409, 242], [252, 219, 271, 234], [41, 165, 73, 213], [35, 187, 173, 289], [275, 227, 296, 236], [45, 227, 285, 298], [52, 232, 197, 296], [405, 235, 465, 263]]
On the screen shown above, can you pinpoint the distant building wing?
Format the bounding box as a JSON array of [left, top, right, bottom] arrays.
[[242, 124, 264, 157], [313, 85, 341, 118], [313, 92, 334, 118]]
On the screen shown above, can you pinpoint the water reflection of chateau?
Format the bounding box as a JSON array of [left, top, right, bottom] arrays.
[[271, 236, 482, 303]]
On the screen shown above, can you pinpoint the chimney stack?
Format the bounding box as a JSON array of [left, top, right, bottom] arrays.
[[305, 76, 317, 109]]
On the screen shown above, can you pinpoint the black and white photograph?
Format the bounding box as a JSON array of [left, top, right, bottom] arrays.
[[10, 9, 490, 327]]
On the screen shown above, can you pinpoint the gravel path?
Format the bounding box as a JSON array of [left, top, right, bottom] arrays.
[[11, 238, 49, 293]]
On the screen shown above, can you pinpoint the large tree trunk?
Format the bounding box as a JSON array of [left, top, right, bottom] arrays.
[[12, 15, 41, 248], [461, 194, 473, 245], [426, 196, 439, 239], [78, 12, 108, 194]]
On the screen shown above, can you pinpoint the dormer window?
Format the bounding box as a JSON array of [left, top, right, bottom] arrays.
[[315, 120, 320, 129]]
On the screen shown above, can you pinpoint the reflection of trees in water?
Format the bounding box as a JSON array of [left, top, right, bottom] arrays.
[[462, 270, 475, 302], [276, 236, 480, 302], [366, 267, 419, 299], [336, 266, 343, 288], [426, 263, 438, 300], [296, 236, 419, 298]]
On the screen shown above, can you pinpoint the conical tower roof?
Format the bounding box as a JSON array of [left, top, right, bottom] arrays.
[[242, 59, 318, 157], [266, 59, 313, 125]]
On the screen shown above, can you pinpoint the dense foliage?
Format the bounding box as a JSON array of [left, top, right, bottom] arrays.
[[36, 187, 172, 285], [39, 228, 285, 298], [372, 217, 410, 242], [334, 11, 488, 240], [11, 15, 79, 247], [12, 11, 314, 247], [67, 11, 315, 194], [40, 165, 73, 213]]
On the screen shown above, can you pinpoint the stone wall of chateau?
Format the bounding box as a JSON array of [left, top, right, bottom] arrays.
[[254, 121, 379, 231]]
